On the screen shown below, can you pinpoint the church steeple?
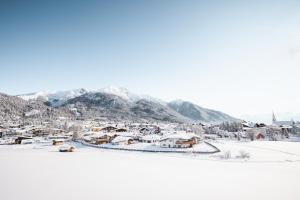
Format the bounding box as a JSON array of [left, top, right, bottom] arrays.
[[272, 112, 277, 124]]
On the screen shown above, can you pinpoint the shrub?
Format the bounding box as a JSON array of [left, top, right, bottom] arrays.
[[222, 150, 231, 159], [236, 150, 250, 159]]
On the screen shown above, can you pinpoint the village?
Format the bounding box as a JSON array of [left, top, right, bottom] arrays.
[[1, 113, 300, 154]]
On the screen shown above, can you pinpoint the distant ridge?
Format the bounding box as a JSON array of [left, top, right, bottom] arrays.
[[8, 86, 239, 123]]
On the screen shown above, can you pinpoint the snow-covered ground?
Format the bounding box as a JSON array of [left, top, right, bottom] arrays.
[[0, 141, 300, 200], [82, 141, 219, 153]]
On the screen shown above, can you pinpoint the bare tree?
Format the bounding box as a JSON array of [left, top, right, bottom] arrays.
[[71, 124, 83, 141]]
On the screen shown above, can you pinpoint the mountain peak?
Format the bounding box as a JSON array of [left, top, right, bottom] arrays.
[[14, 86, 238, 123], [96, 86, 139, 102], [169, 99, 187, 106]]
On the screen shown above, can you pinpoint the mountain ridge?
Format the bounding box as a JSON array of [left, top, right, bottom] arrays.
[[10, 86, 239, 123]]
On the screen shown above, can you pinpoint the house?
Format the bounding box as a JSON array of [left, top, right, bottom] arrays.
[[255, 123, 267, 128], [101, 126, 118, 132], [116, 128, 127, 133], [246, 128, 266, 140], [256, 133, 265, 140], [53, 139, 64, 146], [90, 133, 116, 144], [48, 128, 65, 135], [140, 135, 161, 143], [32, 128, 47, 137], [280, 125, 292, 134], [0, 129, 6, 138], [159, 132, 200, 148], [59, 145, 75, 152], [111, 136, 133, 145], [117, 131, 140, 141], [15, 136, 33, 145], [48, 135, 69, 140], [91, 127, 103, 132], [0, 129, 18, 138], [139, 127, 150, 135]]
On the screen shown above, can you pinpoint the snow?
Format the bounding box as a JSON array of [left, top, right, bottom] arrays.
[[18, 86, 164, 104], [160, 132, 199, 140], [111, 136, 133, 143], [0, 141, 300, 200], [18, 88, 87, 106], [141, 134, 162, 141], [170, 99, 186, 105], [95, 85, 141, 102], [18, 91, 50, 101], [83, 141, 216, 153], [210, 140, 300, 162], [24, 109, 40, 116]]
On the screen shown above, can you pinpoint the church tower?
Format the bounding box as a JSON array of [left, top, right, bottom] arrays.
[[272, 112, 277, 125]]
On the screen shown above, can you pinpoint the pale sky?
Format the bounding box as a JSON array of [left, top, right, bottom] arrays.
[[1, 0, 300, 117]]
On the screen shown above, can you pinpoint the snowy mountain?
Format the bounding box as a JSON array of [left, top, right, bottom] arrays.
[[168, 99, 238, 123], [16, 86, 238, 123], [94, 86, 141, 102], [0, 93, 72, 123], [18, 86, 143, 106], [18, 88, 88, 107]]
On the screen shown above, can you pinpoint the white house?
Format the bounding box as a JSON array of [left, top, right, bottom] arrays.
[[159, 132, 200, 148], [111, 136, 133, 145], [140, 134, 161, 143]]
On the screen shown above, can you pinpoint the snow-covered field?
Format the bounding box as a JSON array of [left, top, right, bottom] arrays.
[[82, 141, 219, 153], [1, 141, 300, 200]]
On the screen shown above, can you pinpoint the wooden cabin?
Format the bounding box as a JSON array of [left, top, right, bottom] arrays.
[[53, 139, 64, 146], [59, 146, 75, 152]]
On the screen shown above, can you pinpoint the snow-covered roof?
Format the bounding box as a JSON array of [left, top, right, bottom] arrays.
[[160, 132, 200, 141], [117, 131, 139, 137], [91, 132, 116, 138], [59, 145, 74, 151], [280, 125, 293, 129], [274, 121, 294, 126], [141, 134, 161, 141], [111, 136, 133, 143]]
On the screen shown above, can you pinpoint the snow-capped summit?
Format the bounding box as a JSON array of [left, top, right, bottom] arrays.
[[18, 88, 88, 106], [12, 86, 239, 123], [95, 86, 140, 102], [18, 86, 144, 106], [18, 91, 51, 101], [169, 99, 186, 106]]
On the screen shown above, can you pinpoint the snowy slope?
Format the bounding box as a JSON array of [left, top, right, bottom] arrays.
[[94, 86, 141, 102], [18, 86, 143, 105], [18, 88, 88, 106], [18, 86, 157, 105], [168, 99, 238, 123], [18, 91, 50, 101], [1, 142, 300, 200]]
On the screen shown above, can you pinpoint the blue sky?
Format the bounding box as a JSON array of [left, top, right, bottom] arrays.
[[1, 0, 300, 116]]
